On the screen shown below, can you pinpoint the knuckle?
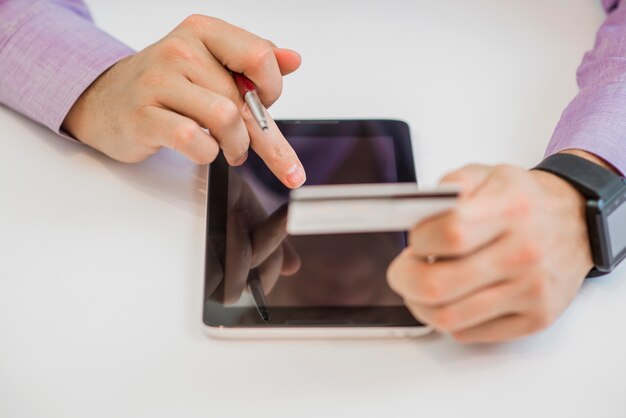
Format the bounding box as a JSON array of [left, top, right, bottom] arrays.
[[442, 218, 467, 252], [494, 164, 520, 178], [172, 121, 198, 150], [386, 251, 412, 294], [491, 165, 522, 185], [224, 83, 243, 107], [441, 164, 488, 190], [517, 241, 543, 266], [159, 36, 195, 62], [248, 41, 275, 69], [271, 141, 293, 163], [416, 275, 446, 305], [443, 171, 468, 185], [531, 308, 553, 331], [247, 42, 282, 102], [455, 164, 482, 179], [197, 145, 220, 165], [181, 14, 213, 31], [210, 98, 241, 127], [503, 241, 543, 270], [386, 263, 399, 289], [386, 252, 408, 290], [431, 307, 458, 331]]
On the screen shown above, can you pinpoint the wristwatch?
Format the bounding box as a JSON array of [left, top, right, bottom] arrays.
[[534, 153, 626, 277]]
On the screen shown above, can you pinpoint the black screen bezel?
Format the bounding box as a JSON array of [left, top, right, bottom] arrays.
[[203, 119, 425, 328]]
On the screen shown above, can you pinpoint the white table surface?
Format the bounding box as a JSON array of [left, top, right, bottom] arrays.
[[2, 1, 626, 417]]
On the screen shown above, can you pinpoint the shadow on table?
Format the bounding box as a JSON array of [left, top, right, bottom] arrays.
[[101, 149, 208, 219], [27, 116, 208, 218]]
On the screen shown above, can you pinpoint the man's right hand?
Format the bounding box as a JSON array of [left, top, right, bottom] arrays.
[[62, 15, 306, 189]]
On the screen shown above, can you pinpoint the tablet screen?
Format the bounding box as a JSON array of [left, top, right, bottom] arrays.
[[204, 120, 422, 327]]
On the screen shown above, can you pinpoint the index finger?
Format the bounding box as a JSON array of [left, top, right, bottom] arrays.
[[175, 15, 283, 105], [241, 104, 306, 189], [410, 167, 511, 258], [409, 196, 509, 258]]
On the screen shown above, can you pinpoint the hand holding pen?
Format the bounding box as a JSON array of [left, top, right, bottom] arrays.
[[63, 16, 306, 188], [233, 73, 269, 131]]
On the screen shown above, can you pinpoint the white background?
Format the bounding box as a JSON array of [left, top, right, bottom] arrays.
[[2, 1, 626, 417]]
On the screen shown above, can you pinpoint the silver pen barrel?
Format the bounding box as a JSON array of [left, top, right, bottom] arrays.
[[244, 90, 269, 130]]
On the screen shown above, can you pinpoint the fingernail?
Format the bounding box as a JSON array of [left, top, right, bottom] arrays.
[[233, 150, 249, 166], [286, 164, 306, 188]]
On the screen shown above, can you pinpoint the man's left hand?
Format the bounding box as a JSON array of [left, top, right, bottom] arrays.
[[387, 160, 595, 343]]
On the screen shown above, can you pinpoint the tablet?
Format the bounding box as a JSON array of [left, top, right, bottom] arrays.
[[203, 120, 431, 338]]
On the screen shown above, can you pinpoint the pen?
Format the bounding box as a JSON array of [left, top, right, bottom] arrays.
[[233, 73, 269, 131], [247, 269, 270, 322]]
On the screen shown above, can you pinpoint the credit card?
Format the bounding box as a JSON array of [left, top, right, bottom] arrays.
[[287, 183, 459, 235]]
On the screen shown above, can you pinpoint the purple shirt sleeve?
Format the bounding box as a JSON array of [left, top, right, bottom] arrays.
[[546, 0, 626, 174], [0, 0, 134, 134]]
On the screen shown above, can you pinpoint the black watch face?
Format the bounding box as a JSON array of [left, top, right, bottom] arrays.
[[606, 193, 626, 262]]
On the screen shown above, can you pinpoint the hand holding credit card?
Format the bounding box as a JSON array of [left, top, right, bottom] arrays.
[[287, 183, 459, 235]]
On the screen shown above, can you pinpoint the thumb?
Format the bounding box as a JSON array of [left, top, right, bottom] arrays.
[[273, 47, 302, 75], [439, 164, 492, 198]]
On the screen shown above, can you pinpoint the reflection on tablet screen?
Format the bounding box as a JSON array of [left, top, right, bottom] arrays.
[[218, 130, 416, 308]]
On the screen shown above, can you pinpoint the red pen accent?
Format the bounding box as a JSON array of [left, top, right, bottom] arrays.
[[233, 73, 255, 95], [232, 73, 268, 130]]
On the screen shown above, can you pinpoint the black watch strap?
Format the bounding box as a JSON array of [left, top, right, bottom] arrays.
[[533, 153, 625, 278], [533, 153, 623, 201]]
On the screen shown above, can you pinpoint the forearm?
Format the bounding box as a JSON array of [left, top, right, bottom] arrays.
[[0, 0, 134, 134], [546, 0, 626, 175]]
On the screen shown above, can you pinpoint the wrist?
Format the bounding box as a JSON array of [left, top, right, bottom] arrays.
[[62, 73, 103, 145], [530, 166, 593, 271], [61, 56, 130, 146], [532, 149, 618, 215], [531, 169, 587, 218]]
